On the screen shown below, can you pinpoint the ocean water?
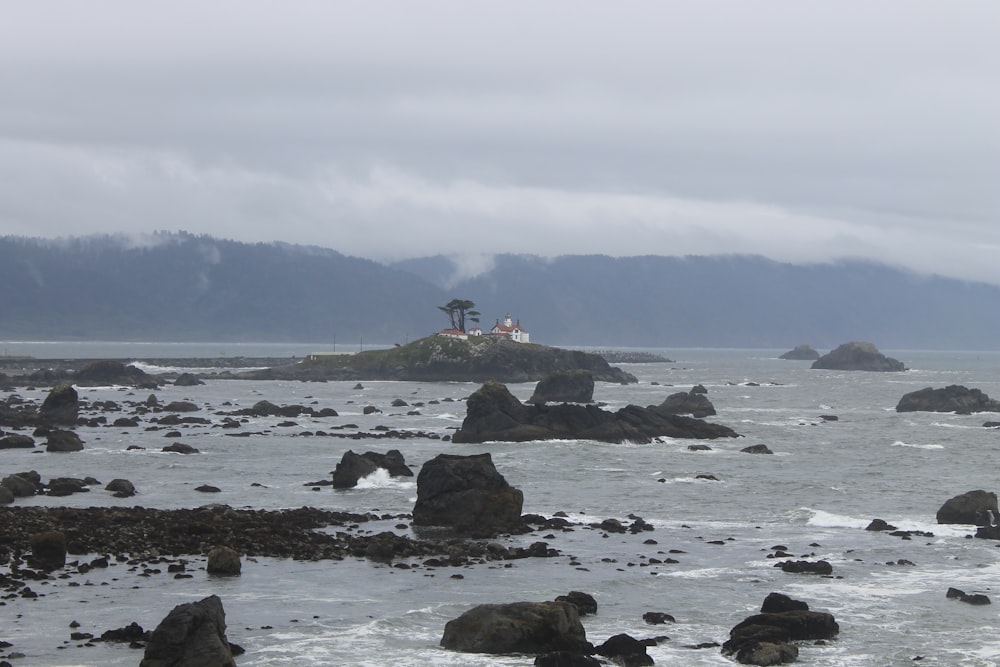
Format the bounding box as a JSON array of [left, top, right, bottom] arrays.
[[3, 346, 1000, 666]]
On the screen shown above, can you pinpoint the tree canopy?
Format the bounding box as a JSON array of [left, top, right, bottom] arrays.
[[438, 298, 480, 333]]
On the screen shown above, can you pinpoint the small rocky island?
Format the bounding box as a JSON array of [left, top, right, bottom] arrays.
[[811, 341, 906, 372], [253, 336, 638, 384], [779, 344, 820, 360], [896, 386, 1000, 414]]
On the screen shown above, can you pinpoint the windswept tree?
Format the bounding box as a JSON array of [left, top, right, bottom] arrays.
[[438, 298, 480, 333]]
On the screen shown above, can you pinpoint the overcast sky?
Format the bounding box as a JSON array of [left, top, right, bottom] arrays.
[[2, 1, 998, 284]]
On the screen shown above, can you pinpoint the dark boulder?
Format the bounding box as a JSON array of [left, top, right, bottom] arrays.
[[76, 360, 157, 387], [39, 383, 79, 426], [412, 452, 524, 537], [105, 478, 137, 498], [162, 401, 200, 413], [777, 560, 833, 575], [46, 429, 84, 452], [865, 518, 897, 532], [811, 342, 905, 372], [29, 530, 67, 569], [452, 381, 739, 444], [2, 472, 40, 497], [779, 345, 820, 361], [47, 477, 90, 496], [742, 444, 773, 455], [946, 588, 991, 605], [174, 373, 204, 386], [139, 595, 236, 667], [440, 601, 591, 654], [528, 370, 595, 404], [724, 602, 838, 665], [896, 385, 1000, 414], [554, 591, 598, 616], [760, 593, 809, 613], [937, 490, 999, 525], [0, 434, 35, 449], [163, 442, 200, 454], [642, 611, 676, 625], [594, 633, 653, 666], [0, 486, 12, 505], [100, 622, 150, 643], [332, 449, 414, 489], [659, 389, 717, 418], [206, 546, 241, 575]]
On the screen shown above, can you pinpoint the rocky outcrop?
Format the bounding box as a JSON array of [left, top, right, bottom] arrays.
[[593, 634, 653, 666], [452, 381, 739, 444], [39, 383, 79, 426], [896, 385, 1000, 414], [440, 601, 591, 654], [659, 389, 716, 418], [937, 490, 999, 525], [779, 345, 820, 361], [139, 595, 236, 667], [412, 453, 525, 536], [947, 587, 991, 605], [105, 478, 136, 498], [75, 360, 158, 387], [331, 449, 414, 488], [174, 373, 204, 386], [723, 594, 838, 666], [528, 370, 595, 404], [811, 342, 905, 372]]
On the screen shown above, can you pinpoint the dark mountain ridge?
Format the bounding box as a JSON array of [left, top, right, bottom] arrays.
[[2, 233, 999, 350]]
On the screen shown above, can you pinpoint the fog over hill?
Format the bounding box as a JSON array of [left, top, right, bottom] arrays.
[[2, 234, 999, 351]]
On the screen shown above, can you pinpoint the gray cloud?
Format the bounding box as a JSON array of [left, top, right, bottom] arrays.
[[1, 1, 998, 284]]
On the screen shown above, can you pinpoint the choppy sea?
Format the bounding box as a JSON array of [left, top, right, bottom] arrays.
[[3, 344, 1000, 666]]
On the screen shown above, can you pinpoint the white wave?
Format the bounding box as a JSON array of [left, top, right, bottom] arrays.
[[657, 476, 724, 485], [805, 508, 974, 538], [890, 440, 944, 450], [354, 468, 416, 489]]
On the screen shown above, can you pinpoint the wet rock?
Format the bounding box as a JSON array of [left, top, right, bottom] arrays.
[[29, 530, 67, 569], [162, 442, 200, 454], [2, 474, 38, 497], [100, 621, 150, 643], [811, 341, 905, 372], [946, 587, 991, 605], [527, 370, 595, 404], [554, 591, 597, 616], [139, 595, 236, 667], [46, 477, 89, 496], [196, 485, 221, 493], [76, 360, 157, 388], [724, 597, 838, 665], [174, 373, 204, 387], [659, 389, 716, 418], [46, 429, 84, 452], [440, 601, 591, 654], [0, 486, 13, 505], [594, 633, 653, 666], [206, 546, 241, 575], [412, 453, 524, 537], [331, 449, 414, 489], [865, 518, 897, 531], [760, 593, 809, 613], [937, 490, 999, 525], [0, 434, 35, 449], [105, 479, 137, 498], [39, 383, 79, 426], [453, 380, 739, 444], [741, 444, 773, 455], [777, 560, 832, 575], [896, 385, 1000, 414], [162, 401, 200, 413], [642, 612, 676, 625]]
